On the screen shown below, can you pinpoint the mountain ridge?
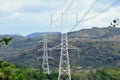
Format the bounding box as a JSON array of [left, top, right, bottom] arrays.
[[25, 32, 61, 38], [68, 26, 120, 39], [1, 26, 120, 69], [1, 26, 120, 39]]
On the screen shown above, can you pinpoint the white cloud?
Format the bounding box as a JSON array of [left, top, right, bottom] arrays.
[[0, 0, 119, 35], [82, 7, 120, 28]]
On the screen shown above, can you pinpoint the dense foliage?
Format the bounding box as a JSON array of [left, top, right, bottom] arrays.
[[0, 37, 12, 46], [3, 41, 120, 70], [0, 61, 47, 80], [0, 27, 120, 79], [0, 61, 120, 80]]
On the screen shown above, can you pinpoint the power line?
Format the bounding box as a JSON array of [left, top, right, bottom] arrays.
[[48, 14, 53, 33], [47, 14, 53, 40], [70, 0, 98, 32], [70, 0, 120, 32], [82, 0, 120, 22]]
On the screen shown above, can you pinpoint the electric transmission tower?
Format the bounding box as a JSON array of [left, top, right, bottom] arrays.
[[51, 13, 79, 80], [59, 33, 71, 80], [37, 35, 53, 74]]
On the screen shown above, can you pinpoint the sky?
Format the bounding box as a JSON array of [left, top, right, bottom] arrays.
[[0, 0, 120, 36]]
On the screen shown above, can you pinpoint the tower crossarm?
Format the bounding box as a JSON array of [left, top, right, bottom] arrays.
[[51, 44, 79, 50]]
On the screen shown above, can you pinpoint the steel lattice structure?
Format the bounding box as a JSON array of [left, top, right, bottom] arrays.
[[58, 33, 71, 80], [38, 35, 53, 74]]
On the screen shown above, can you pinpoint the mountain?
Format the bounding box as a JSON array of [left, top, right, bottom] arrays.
[[1, 26, 120, 70], [26, 32, 61, 38], [68, 26, 120, 39], [0, 35, 25, 40]]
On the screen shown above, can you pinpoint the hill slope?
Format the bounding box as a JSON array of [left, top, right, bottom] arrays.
[[26, 32, 61, 38], [1, 26, 120, 70], [68, 26, 120, 39]]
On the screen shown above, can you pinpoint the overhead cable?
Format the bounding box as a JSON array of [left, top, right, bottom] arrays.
[[70, 0, 120, 32]]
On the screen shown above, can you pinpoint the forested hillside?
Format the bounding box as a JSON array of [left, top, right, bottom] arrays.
[[0, 26, 120, 70], [0, 61, 120, 80], [68, 26, 120, 39]]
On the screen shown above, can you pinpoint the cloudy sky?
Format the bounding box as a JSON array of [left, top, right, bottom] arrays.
[[0, 0, 120, 36]]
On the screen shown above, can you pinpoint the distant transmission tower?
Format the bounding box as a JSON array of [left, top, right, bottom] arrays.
[[37, 35, 53, 74], [52, 13, 79, 80]]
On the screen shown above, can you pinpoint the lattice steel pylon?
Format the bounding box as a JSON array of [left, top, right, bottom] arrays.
[[51, 32, 79, 80], [38, 35, 53, 74], [51, 13, 79, 80], [58, 33, 71, 80]]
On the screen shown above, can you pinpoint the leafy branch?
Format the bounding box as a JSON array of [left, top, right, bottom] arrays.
[[0, 37, 12, 46]]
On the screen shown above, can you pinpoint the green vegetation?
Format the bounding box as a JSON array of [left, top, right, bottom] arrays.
[[3, 41, 120, 70], [1, 27, 120, 69], [0, 37, 12, 46], [0, 61, 47, 80], [0, 61, 120, 80], [68, 26, 120, 39], [1, 27, 120, 79]]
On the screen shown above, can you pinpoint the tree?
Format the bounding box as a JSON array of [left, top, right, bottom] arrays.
[[0, 37, 12, 45], [111, 19, 120, 27]]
